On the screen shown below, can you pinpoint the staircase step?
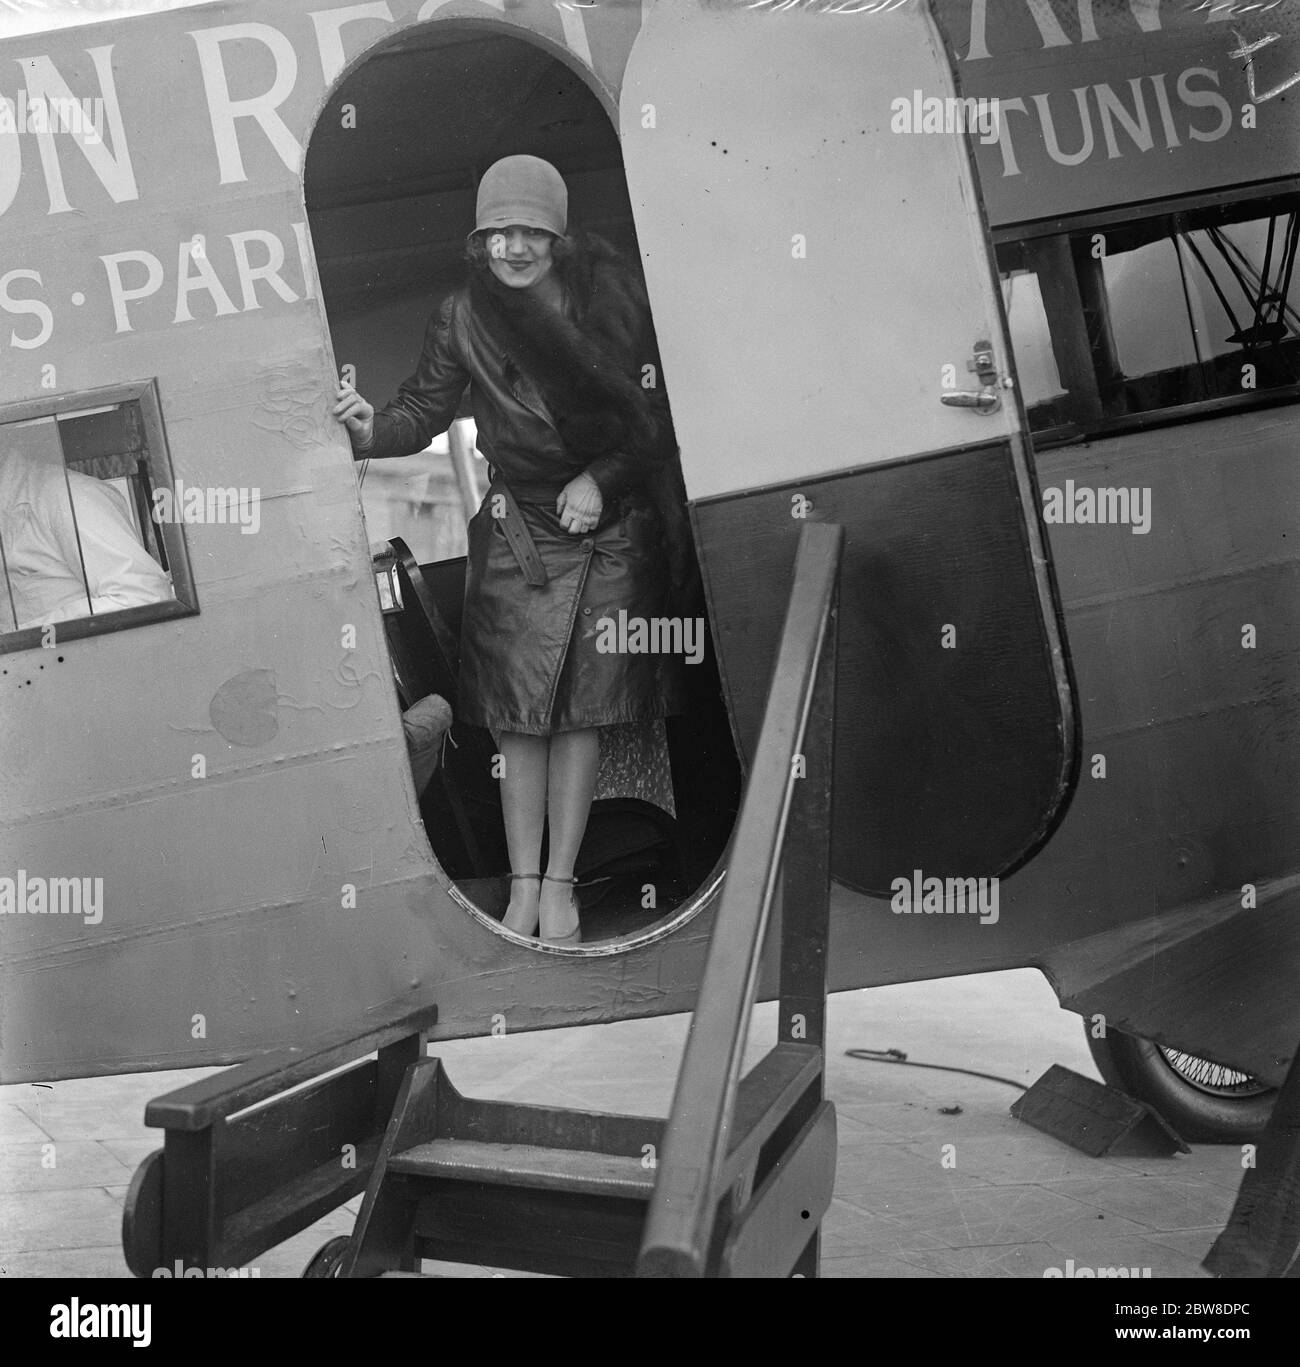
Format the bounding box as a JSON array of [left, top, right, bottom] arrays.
[[387, 1139, 656, 1200]]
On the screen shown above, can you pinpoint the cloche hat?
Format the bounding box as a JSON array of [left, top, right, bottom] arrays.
[[473, 155, 567, 237]]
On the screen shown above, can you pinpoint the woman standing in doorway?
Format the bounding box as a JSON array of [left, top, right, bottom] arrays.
[[334, 155, 687, 944]]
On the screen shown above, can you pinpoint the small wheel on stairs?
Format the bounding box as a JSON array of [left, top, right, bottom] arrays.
[[302, 1235, 352, 1278]]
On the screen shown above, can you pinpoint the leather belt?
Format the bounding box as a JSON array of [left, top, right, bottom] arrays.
[[507, 479, 570, 503], [494, 481, 548, 587]]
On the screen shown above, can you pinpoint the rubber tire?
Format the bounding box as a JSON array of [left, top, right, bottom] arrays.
[[1086, 1024, 1277, 1144], [301, 1235, 351, 1278]]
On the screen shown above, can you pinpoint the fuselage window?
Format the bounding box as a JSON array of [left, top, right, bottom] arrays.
[[0, 382, 196, 652], [997, 189, 1300, 444]]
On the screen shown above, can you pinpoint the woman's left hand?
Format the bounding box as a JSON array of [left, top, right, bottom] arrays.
[[556, 472, 604, 535]]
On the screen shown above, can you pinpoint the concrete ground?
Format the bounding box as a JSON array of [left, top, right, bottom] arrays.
[[0, 967, 1245, 1278]]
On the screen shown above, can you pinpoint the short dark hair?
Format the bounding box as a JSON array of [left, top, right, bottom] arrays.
[[464, 228, 575, 271]]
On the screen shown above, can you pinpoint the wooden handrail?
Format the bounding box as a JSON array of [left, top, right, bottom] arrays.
[[637, 521, 842, 1276], [144, 1001, 439, 1132]]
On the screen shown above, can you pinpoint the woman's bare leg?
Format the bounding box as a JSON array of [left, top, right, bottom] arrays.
[[499, 731, 548, 935], [539, 727, 600, 940]]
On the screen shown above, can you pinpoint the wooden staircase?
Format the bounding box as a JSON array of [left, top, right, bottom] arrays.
[[336, 1060, 660, 1278], [304, 1036, 833, 1278], [124, 523, 843, 1279]]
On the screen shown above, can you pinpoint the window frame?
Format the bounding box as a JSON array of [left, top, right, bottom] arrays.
[[994, 177, 1300, 450], [0, 379, 198, 655]]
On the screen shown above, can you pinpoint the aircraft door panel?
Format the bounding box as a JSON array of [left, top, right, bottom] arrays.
[[622, 2, 1079, 913], [620, 0, 1020, 501]]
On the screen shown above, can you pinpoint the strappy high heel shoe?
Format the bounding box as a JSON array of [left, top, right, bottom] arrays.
[[540, 874, 582, 945], [502, 873, 540, 937]]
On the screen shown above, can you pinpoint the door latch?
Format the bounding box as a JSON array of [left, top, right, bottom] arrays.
[[940, 338, 1005, 415]]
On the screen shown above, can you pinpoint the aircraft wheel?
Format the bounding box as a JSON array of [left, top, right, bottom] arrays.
[[1085, 1025, 1277, 1143], [302, 1235, 351, 1278]]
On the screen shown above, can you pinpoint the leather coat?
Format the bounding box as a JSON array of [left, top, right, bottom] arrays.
[[364, 288, 645, 503], [360, 285, 686, 736]]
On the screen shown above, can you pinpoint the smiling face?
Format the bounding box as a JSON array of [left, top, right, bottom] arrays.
[[485, 225, 557, 290]]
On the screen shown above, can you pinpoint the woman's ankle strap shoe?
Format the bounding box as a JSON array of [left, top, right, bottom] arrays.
[[541, 875, 582, 944]]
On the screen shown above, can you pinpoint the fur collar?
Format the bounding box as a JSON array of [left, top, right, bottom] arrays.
[[468, 237, 659, 459]]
